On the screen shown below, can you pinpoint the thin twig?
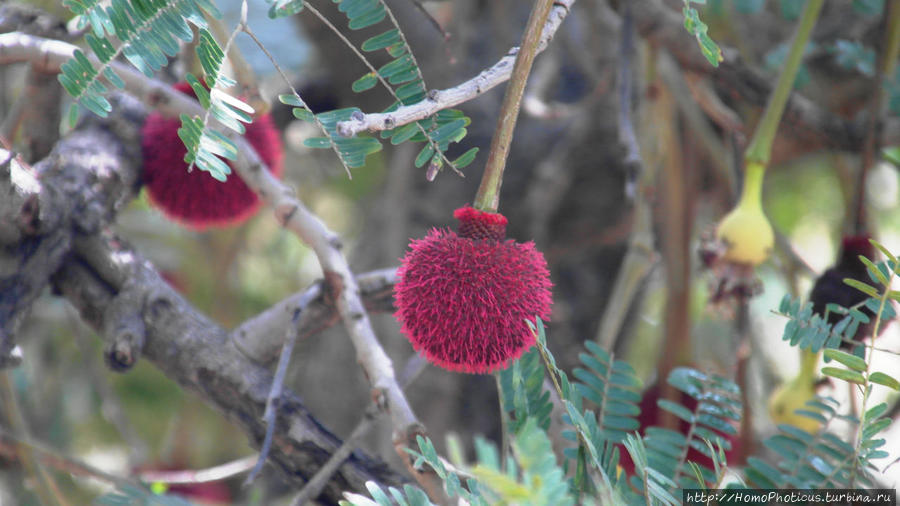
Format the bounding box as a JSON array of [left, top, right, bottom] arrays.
[[231, 267, 397, 366], [290, 354, 428, 505], [617, 3, 642, 199], [138, 455, 257, 485], [300, 1, 458, 176], [292, 407, 379, 506], [0, 375, 67, 506], [189, 0, 245, 174], [0, 428, 147, 493], [67, 305, 148, 466], [241, 24, 355, 177], [203, 1, 265, 113], [201, 26, 425, 486], [335, 0, 576, 138], [403, 0, 451, 42], [245, 309, 302, 485]]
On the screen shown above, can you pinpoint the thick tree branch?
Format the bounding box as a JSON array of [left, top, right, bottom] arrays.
[[0, 103, 408, 502], [0, 31, 424, 474], [0, 94, 142, 367], [53, 233, 406, 503], [233, 267, 397, 366], [333, 0, 576, 137]]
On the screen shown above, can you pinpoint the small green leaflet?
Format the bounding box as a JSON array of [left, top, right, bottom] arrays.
[[681, 2, 722, 67]]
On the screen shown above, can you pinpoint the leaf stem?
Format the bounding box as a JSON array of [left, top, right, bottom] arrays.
[[849, 247, 899, 486], [473, 0, 555, 212], [737, 161, 765, 210], [494, 372, 510, 471], [744, 0, 823, 166]]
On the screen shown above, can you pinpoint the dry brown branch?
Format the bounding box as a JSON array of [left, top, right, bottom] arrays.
[[0, 93, 406, 502], [0, 31, 424, 478], [334, 0, 576, 137]]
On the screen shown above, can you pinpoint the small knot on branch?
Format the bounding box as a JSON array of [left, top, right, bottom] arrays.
[[102, 282, 147, 371], [105, 336, 141, 371]]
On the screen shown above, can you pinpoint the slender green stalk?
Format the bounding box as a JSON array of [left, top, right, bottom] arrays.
[[737, 162, 765, 209], [473, 0, 555, 212], [744, 0, 824, 166], [494, 372, 510, 471], [849, 251, 899, 486]]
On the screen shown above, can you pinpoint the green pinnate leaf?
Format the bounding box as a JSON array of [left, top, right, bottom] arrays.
[[869, 372, 900, 391], [823, 349, 867, 372], [352, 72, 379, 93], [452, 148, 479, 169], [822, 367, 866, 385], [844, 278, 879, 298]]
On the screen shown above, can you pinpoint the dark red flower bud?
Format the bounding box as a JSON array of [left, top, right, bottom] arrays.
[[140, 82, 284, 229], [394, 206, 552, 374], [809, 235, 879, 348], [619, 381, 740, 475]]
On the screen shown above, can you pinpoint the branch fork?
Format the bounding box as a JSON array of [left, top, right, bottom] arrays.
[[334, 0, 577, 138]]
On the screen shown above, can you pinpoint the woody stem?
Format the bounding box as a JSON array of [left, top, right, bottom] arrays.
[[473, 0, 554, 213]]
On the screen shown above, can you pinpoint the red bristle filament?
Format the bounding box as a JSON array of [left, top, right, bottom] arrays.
[[394, 207, 552, 374], [140, 82, 283, 229]]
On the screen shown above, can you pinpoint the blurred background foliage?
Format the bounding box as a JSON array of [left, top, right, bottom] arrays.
[[2, 0, 900, 504]]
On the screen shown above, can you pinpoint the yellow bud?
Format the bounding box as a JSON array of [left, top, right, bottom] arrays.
[[767, 378, 821, 433], [768, 350, 822, 433], [716, 204, 774, 266], [716, 162, 774, 266]]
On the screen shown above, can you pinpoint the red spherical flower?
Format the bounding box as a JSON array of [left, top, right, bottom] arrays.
[[140, 82, 284, 229], [394, 206, 552, 374]]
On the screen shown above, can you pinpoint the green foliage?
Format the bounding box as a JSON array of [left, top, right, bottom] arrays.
[[60, 0, 218, 119], [280, 94, 383, 170], [764, 240, 899, 490], [60, 0, 261, 181], [779, 0, 806, 20], [63, 0, 471, 180], [830, 40, 876, 77], [498, 347, 553, 434], [573, 341, 642, 443], [633, 368, 738, 495], [744, 396, 874, 489], [681, 1, 723, 67], [269, 0, 474, 175], [623, 433, 680, 505], [853, 0, 885, 16], [733, 0, 765, 14], [470, 419, 573, 506], [405, 435, 488, 505], [94, 483, 193, 506], [340, 482, 434, 506], [349, 286, 900, 504], [776, 294, 866, 354]]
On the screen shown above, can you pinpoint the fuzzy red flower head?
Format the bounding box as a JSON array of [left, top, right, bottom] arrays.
[[140, 82, 284, 229], [394, 206, 552, 374]]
